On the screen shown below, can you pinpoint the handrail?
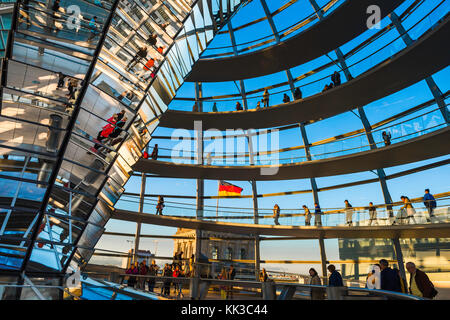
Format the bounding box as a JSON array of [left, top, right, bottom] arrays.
[[84, 274, 422, 300], [145, 105, 448, 161], [116, 191, 450, 216]]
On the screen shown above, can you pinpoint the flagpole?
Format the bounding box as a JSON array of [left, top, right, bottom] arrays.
[[216, 180, 220, 220]]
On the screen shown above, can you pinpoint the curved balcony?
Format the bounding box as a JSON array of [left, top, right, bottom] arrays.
[[186, 0, 403, 82], [150, 103, 449, 166], [133, 126, 450, 180], [112, 202, 450, 239], [160, 13, 450, 130]]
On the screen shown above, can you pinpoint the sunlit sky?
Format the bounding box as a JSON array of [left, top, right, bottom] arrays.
[[94, 0, 450, 275]]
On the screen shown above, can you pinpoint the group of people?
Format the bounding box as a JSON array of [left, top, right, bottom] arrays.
[[310, 259, 437, 299], [125, 259, 160, 292], [126, 43, 164, 80], [208, 83, 305, 112], [229, 85, 304, 112], [124, 35, 165, 80], [255, 87, 303, 111], [90, 110, 127, 154], [272, 189, 438, 227], [322, 71, 341, 92], [125, 255, 192, 299], [126, 257, 437, 300], [217, 265, 237, 299], [273, 202, 323, 226]]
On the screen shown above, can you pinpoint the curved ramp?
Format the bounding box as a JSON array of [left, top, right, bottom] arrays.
[[186, 0, 403, 82], [132, 127, 450, 181], [112, 209, 450, 239], [161, 16, 450, 130]]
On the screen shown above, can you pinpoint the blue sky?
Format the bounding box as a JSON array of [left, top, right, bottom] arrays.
[[94, 0, 450, 275]]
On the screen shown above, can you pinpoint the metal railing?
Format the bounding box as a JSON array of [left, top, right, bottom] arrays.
[[78, 272, 424, 300]]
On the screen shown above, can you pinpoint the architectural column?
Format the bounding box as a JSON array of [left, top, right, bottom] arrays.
[[228, 20, 248, 109], [389, 11, 449, 123], [262, 0, 324, 276], [247, 130, 260, 280], [229, 18, 259, 279], [309, 0, 394, 217], [261, 0, 320, 209], [318, 237, 328, 283], [392, 238, 407, 290], [133, 146, 148, 263], [191, 83, 205, 299], [259, 0, 296, 94]]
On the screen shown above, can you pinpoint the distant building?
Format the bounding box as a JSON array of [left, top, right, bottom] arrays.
[[173, 228, 256, 279], [122, 249, 154, 269]]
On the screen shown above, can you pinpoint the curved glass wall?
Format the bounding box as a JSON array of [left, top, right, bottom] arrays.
[[0, 0, 249, 276]]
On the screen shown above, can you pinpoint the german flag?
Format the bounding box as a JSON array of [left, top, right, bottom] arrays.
[[218, 180, 243, 196]]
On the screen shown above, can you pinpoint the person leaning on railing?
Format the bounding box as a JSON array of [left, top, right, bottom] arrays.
[[172, 265, 184, 299], [138, 260, 148, 290], [263, 89, 270, 108], [156, 195, 165, 215], [227, 265, 236, 300]]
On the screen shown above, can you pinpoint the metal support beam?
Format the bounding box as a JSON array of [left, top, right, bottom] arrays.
[[318, 237, 328, 284], [299, 125, 320, 204], [262, 0, 320, 209], [134, 146, 148, 264], [389, 11, 449, 123], [312, 0, 396, 212], [334, 48, 353, 81], [392, 238, 407, 291], [246, 129, 261, 281], [192, 83, 204, 299], [259, 0, 296, 96], [251, 180, 260, 281], [228, 20, 248, 109], [229, 16, 259, 280]]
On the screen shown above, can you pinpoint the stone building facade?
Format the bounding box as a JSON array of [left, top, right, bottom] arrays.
[[173, 228, 256, 279]]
